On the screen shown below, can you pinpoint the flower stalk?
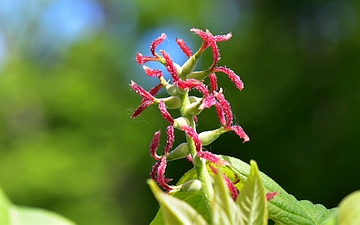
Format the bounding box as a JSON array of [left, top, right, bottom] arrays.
[[130, 28, 249, 213]]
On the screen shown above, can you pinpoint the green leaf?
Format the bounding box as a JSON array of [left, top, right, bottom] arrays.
[[0, 188, 11, 224], [148, 179, 208, 225], [221, 155, 338, 225], [338, 190, 360, 225], [10, 206, 76, 225], [212, 169, 243, 225], [237, 160, 267, 225], [0, 186, 75, 225]]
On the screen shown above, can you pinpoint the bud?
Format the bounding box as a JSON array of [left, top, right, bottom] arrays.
[[189, 96, 202, 104], [173, 117, 190, 129], [165, 84, 179, 96], [181, 52, 201, 76], [185, 101, 202, 116], [161, 96, 181, 109], [179, 179, 202, 192], [186, 70, 210, 81], [166, 143, 190, 161], [198, 128, 226, 146]]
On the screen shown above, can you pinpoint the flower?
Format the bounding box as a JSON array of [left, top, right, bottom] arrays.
[[132, 28, 250, 194], [130, 81, 162, 118]]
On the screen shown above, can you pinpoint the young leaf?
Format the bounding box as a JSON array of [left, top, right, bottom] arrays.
[[10, 206, 76, 225], [212, 169, 243, 225], [221, 155, 338, 225], [338, 190, 360, 225], [237, 160, 267, 225], [0, 186, 75, 225], [148, 179, 208, 225]]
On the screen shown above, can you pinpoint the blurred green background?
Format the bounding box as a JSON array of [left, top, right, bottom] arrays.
[[0, 0, 359, 224]]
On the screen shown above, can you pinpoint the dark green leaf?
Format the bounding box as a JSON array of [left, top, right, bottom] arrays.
[[221, 155, 338, 225]]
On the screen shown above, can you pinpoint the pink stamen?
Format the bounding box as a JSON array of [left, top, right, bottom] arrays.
[[150, 130, 162, 160], [182, 125, 202, 152], [176, 38, 192, 58], [159, 100, 174, 124], [150, 33, 167, 56]]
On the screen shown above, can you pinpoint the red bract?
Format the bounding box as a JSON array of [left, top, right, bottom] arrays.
[[150, 130, 161, 160], [176, 38, 192, 58], [159, 100, 174, 124], [151, 33, 167, 56], [160, 50, 180, 82], [182, 125, 202, 152], [213, 66, 244, 91]]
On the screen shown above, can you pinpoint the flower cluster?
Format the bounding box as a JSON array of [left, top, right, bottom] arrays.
[[130, 28, 249, 198]]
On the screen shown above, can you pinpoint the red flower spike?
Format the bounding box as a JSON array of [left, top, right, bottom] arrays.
[[230, 125, 250, 143], [136, 52, 158, 64], [150, 33, 167, 56], [197, 151, 229, 166], [266, 192, 279, 201], [213, 67, 244, 90], [150, 130, 162, 160], [130, 81, 155, 101], [160, 50, 180, 82], [143, 65, 163, 78], [157, 157, 172, 191], [182, 125, 202, 152], [215, 89, 233, 127], [159, 100, 174, 124], [209, 73, 218, 92], [176, 38, 192, 58], [164, 124, 175, 155]]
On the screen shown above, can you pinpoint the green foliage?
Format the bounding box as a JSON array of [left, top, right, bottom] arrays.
[[150, 159, 272, 225], [151, 156, 339, 225], [0, 186, 74, 225]]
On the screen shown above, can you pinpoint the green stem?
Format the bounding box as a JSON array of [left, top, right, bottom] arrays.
[[179, 90, 214, 214]]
